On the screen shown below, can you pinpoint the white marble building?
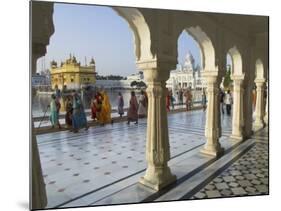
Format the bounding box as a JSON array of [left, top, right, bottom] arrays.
[[166, 52, 206, 92]]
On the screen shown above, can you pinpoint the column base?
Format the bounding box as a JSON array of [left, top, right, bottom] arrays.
[[200, 143, 224, 157], [139, 166, 177, 191], [253, 121, 265, 131], [230, 134, 244, 142]]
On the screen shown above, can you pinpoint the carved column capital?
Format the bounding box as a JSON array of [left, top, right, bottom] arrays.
[[254, 78, 266, 86], [232, 74, 244, 84], [146, 84, 165, 99], [202, 74, 219, 96], [142, 68, 170, 83], [137, 57, 177, 82]]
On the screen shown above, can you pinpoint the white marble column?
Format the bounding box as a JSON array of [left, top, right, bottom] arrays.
[[31, 54, 48, 209], [201, 72, 224, 157], [31, 3, 54, 206], [264, 82, 268, 124], [241, 79, 254, 138], [139, 67, 176, 191], [230, 75, 245, 141], [253, 79, 266, 130], [216, 81, 222, 138]]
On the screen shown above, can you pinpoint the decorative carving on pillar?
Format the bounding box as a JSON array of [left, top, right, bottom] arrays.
[[31, 120, 47, 209], [138, 62, 176, 191], [216, 78, 223, 139], [230, 75, 245, 141], [201, 71, 224, 157], [253, 78, 266, 130]]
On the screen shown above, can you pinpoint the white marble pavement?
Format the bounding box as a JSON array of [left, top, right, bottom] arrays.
[[36, 110, 253, 208]]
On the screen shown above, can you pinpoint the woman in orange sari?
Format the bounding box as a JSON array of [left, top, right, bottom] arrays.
[[99, 90, 112, 125]]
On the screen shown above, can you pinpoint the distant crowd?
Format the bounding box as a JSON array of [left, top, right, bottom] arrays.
[[47, 85, 251, 133], [48, 86, 150, 133]]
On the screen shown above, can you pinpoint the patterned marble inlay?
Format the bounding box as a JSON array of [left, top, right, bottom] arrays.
[[36, 110, 235, 208], [189, 141, 269, 199]]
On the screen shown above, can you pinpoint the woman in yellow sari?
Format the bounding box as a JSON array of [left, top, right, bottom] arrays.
[[99, 90, 112, 125]]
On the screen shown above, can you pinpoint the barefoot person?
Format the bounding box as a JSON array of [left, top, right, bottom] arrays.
[[225, 90, 233, 116], [90, 92, 97, 121], [49, 94, 61, 129], [65, 96, 73, 130], [72, 91, 89, 133], [95, 91, 103, 122], [166, 89, 171, 112], [117, 92, 124, 117], [127, 91, 138, 124], [138, 90, 147, 118], [99, 90, 112, 125], [202, 88, 207, 112], [170, 90, 175, 110]]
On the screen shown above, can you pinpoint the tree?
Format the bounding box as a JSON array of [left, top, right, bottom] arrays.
[[137, 81, 147, 88], [96, 74, 125, 80], [130, 81, 138, 87], [223, 68, 232, 89]]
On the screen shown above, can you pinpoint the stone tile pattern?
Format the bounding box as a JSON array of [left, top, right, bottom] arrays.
[[190, 141, 269, 199], [37, 111, 233, 207]]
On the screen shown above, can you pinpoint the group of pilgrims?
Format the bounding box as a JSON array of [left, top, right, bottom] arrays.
[[49, 88, 149, 133], [49, 90, 89, 133], [48, 86, 209, 133]]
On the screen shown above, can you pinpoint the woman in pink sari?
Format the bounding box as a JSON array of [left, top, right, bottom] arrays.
[[127, 91, 139, 124]]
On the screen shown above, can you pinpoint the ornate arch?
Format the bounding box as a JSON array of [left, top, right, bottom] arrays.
[[184, 26, 216, 71], [256, 58, 265, 80], [228, 46, 243, 76], [174, 13, 218, 72], [111, 7, 152, 61]]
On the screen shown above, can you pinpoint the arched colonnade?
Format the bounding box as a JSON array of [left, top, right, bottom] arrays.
[[31, 2, 268, 208]]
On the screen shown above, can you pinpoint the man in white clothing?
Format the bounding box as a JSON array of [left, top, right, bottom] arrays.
[[225, 90, 233, 116]]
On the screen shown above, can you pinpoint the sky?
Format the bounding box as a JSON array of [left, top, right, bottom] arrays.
[[37, 3, 231, 76]]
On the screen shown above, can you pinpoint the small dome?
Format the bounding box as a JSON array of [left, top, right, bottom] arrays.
[[50, 60, 57, 67], [90, 57, 95, 65], [72, 56, 77, 63], [183, 51, 195, 71], [185, 52, 194, 63]]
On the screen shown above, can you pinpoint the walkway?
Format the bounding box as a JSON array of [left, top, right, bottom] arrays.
[[36, 110, 268, 209], [33, 103, 199, 128]]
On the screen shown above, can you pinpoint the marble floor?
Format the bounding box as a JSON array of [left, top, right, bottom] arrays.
[[189, 137, 268, 200], [35, 110, 268, 209]]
